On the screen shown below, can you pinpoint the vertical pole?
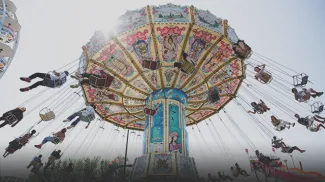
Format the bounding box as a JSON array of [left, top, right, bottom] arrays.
[[264, 164, 268, 182], [290, 155, 296, 168], [299, 161, 303, 171], [255, 171, 260, 182], [124, 129, 130, 177]]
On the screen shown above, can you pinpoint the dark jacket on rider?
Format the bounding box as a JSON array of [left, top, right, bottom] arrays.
[[2, 108, 24, 126]]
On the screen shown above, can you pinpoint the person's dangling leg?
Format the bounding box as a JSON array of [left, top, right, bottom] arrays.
[[0, 120, 7, 128], [34, 136, 54, 149], [80, 73, 92, 78], [315, 124, 325, 131], [314, 115, 325, 123], [70, 79, 89, 88], [67, 118, 80, 129], [20, 81, 45, 92], [309, 88, 323, 97], [288, 146, 305, 153], [63, 113, 79, 122], [20, 73, 47, 83], [281, 121, 295, 128]]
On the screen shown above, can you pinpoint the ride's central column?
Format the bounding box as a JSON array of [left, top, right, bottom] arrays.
[[143, 88, 189, 156]]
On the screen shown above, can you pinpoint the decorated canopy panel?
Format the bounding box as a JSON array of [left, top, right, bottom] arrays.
[[80, 4, 250, 130]]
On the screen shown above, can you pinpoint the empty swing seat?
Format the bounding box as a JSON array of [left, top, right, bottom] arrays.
[[144, 108, 156, 116], [293, 73, 309, 87], [39, 110, 55, 121], [207, 86, 220, 104], [142, 60, 160, 70], [311, 102, 324, 114], [89, 74, 114, 88]]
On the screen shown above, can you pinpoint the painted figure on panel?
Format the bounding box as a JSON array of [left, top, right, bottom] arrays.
[[169, 132, 182, 152], [163, 35, 177, 61], [189, 39, 206, 63], [133, 40, 152, 63]]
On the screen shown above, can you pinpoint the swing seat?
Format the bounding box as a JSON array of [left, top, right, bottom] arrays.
[[5, 113, 17, 125], [181, 60, 195, 74], [175, 52, 196, 74], [207, 86, 220, 104], [51, 137, 62, 144], [89, 74, 114, 88], [311, 102, 324, 114], [174, 61, 195, 74], [78, 113, 95, 122], [144, 108, 156, 116], [293, 73, 309, 87], [39, 108, 55, 121], [142, 60, 160, 70], [43, 76, 67, 88]]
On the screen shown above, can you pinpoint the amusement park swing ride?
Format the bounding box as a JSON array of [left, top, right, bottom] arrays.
[[1, 3, 325, 182]]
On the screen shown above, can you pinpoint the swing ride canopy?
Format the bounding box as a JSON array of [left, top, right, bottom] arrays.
[[79, 4, 249, 130], [0, 0, 21, 80]]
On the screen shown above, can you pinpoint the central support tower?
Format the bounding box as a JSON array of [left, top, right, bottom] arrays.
[[143, 88, 189, 156]]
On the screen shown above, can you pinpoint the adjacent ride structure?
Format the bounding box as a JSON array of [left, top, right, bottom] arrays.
[[78, 3, 251, 182], [0, 0, 21, 80]]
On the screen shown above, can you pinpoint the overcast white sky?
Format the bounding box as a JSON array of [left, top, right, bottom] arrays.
[[0, 0, 325, 181]]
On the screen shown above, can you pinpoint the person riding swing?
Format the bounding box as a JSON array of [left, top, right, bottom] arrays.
[[63, 104, 96, 129], [70, 46, 114, 89], [34, 128, 67, 149], [174, 52, 195, 74], [294, 114, 325, 132], [271, 136, 286, 149], [255, 150, 280, 166], [0, 107, 26, 128], [291, 88, 323, 102], [248, 100, 270, 114], [20, 70, 69, 92], [218, 171, 234, 181], [27, 155, 43, 171], [254, 64, 272, 84], [234, 163, 250, 176], [44, 150, 62, 169], [271, 116, 295, 131], [3, 130, 36, 157]]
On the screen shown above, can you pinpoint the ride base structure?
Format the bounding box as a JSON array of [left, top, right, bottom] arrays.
[[129, 88, 199, 182]]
